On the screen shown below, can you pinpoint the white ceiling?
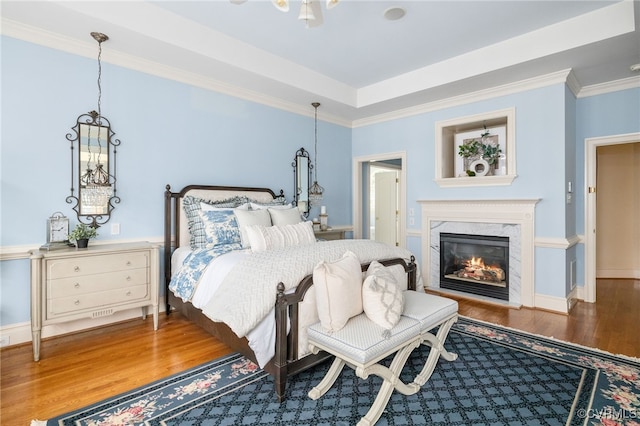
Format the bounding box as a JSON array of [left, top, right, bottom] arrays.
[[2, 1, 639, 124]]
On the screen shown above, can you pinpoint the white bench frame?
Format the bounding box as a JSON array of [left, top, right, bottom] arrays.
[[308, 312, 458, 426]]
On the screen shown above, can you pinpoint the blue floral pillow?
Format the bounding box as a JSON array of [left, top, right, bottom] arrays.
[[183, 195, 246, 249], [198, 210, 241, 248]]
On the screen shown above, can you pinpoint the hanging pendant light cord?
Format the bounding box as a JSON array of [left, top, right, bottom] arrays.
[[313, 102, 319, 183]]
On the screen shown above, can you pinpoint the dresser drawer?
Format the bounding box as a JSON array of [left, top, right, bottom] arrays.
[[48, 268, 148, 298], [46, 252, 149, 279], [47, 284, 150, 316]]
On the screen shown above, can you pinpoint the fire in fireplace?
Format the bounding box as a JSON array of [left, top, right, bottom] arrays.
[[440, 233, 509, 300]]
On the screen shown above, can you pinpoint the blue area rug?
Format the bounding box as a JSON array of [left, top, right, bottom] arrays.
[[42, 317, 640, 425]]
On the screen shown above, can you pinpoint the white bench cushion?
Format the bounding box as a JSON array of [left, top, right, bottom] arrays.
[[402, 291, 459, 332], [308, 313, 421, 366]]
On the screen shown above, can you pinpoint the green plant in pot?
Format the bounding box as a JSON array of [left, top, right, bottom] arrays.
[[68, 223, 98, 248], [458, 130, 502, 176]]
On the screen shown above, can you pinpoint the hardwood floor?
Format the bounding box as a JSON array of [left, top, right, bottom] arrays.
[[2, 279, 638, 425]]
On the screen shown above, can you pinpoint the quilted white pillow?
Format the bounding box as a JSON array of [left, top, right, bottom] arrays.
[[362, 261, 404, 337], [233, 209, 272, 248], [245, 221, 316, 252], [313, 251, 364, 333], [268, 207, 303, 226]]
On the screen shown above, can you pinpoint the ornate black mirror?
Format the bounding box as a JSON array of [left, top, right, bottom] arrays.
[[66, 110, 120, 227], [292, 147, 312, 218]]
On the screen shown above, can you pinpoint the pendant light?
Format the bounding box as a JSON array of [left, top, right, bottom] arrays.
[[309, 102, 324, 203]]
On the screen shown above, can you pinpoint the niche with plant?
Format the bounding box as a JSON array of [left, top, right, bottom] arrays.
[[434, 108, 516, 187]]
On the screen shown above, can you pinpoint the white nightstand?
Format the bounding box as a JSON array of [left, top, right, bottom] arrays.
[[29, 241, 159, 361]]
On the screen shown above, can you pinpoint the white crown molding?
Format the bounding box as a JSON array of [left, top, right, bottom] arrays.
[[0, 18, 350, 128], [353, 69, 575, 128], [2, 12, 636, 129], [578, 76, 640, 98]]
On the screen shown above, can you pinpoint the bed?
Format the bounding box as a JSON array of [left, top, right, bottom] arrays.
[[164, 184, 418, 401]]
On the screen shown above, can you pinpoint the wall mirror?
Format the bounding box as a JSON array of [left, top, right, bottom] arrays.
[[292, 147, 311, 218], [66, 110, 120, 227]]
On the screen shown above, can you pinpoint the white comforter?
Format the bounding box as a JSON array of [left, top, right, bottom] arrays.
[[201, 239, 416, 365]]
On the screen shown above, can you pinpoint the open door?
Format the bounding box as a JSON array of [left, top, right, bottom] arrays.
[[373, 171, 398, 246], [352, 152, 406, 247]]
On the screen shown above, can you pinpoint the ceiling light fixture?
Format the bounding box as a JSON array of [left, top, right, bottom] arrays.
[[81, 32, 113, 193], [269, 0, 340, 28], [309, 102, 325, 203]]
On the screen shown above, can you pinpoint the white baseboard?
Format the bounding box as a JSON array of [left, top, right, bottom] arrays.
[[0, 298, 166, 349], [534, 293, 570, 314], [597, 269, 640, 279]]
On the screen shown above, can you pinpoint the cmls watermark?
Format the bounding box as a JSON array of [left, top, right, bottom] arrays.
[[577, 407, 638, 420]]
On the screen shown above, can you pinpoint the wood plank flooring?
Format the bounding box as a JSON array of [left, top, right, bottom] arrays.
[[2, 279, 638, 425]]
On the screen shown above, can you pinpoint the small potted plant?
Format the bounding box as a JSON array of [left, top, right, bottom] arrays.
[[68, 223, 98, 248]]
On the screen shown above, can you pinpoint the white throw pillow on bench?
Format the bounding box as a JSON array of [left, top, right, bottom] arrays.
[[313, 251, 364, 333]]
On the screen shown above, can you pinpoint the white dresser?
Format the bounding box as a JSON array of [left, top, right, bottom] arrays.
[[30, 242, 159, 361]]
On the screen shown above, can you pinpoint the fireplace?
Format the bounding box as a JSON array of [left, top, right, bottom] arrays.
[[440, 233, 509, 300]]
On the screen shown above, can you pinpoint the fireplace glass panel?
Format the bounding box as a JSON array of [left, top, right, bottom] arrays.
[[440, 233, 509, 300]]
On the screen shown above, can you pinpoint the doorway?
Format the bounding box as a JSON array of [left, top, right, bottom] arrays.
[[352, 152, 406, 247], [584, 132, 640, 302], [370, 164, 399, 245]]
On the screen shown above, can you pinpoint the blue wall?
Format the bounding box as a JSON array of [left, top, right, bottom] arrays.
[[1, 34, 639, 329], [0, 36, 351, 326], [353, 84, 640, 299]]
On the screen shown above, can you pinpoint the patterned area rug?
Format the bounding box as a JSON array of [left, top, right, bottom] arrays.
[[36, 317, 640, 425]]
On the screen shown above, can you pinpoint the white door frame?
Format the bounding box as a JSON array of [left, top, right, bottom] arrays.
[[352, 151, 407, 246], [584, 132, 640, 303]]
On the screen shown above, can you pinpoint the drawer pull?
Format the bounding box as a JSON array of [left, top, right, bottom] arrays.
[[126, 291, 132, 296], [74, 299, 80, 305], [126, 276, 131, 281], [126, 261, 132, 266], [74, 266, 80, 272], [74, 283, 80, 288]]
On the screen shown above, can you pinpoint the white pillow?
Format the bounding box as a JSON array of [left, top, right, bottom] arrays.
[[233, 209, 272, 248], [313, 251, 364, 333], [268, 207, 302, 226], [250, 202, 292, 210], [362, 261, 404, 336], [201, 202, 250, 211], [245, 221, 316, 252]]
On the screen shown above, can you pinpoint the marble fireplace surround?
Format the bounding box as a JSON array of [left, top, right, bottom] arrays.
[[418, 199, 539, 307]]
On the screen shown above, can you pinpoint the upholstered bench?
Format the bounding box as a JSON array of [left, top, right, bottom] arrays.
[[307, 291, 459, 426]]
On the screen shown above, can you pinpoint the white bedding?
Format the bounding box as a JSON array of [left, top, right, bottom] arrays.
[[171, 239, 418, 368]]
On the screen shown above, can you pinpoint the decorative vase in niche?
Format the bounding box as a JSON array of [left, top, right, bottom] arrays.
[[77, 238, 89, 249]]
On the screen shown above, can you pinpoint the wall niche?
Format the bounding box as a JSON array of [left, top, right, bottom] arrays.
[[435, 108, 516, 187]]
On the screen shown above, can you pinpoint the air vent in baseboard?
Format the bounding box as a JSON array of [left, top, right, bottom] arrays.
[[92, 309, 114, 318]]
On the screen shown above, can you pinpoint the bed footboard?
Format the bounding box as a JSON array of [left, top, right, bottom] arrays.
[[270, 255, 417, 402]]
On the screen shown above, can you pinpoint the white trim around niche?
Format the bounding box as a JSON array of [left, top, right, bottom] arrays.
[[434, 108, 516, 187]]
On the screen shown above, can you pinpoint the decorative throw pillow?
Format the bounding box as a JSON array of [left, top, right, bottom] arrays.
[[183, 195, 246, 249], [198, 210, 241, 249], [362, 261, 404, 337], [313, 251, 364, 333], [269, 207, 303, 226], [245, 221, 316, 252], [233, 209, 272, 248]]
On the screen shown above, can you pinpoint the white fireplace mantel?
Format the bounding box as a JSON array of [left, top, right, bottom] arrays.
[[418, 199, 539, 307]]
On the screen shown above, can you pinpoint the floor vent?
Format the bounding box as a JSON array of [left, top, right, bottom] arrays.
[[92, 309, 114, 318]]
